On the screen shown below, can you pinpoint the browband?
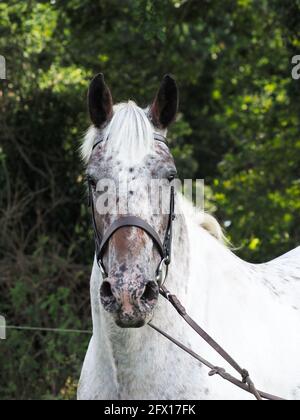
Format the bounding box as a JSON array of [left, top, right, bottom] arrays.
[[92, 132, 168, 151]]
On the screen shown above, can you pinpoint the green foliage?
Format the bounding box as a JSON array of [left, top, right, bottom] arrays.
[[209, 0, 300, 261], [0, 0, 299, 399], [0, 232, 91, 399]]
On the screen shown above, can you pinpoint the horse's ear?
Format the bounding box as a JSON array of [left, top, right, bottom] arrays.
[[150, 74, 178, 129], [88, 73, 113, 128]]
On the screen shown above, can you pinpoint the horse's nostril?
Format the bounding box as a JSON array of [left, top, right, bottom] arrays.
[[100, 281, 114, 299], [141, 281, 159, 303], [100, 281, 120, 313]]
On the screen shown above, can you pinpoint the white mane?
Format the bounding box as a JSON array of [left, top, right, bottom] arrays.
[[179, 194, 227, 244], [81, 101, 154, 164]]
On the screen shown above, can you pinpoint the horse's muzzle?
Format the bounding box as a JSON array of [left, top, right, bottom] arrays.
[[100, 278, 159, 328]]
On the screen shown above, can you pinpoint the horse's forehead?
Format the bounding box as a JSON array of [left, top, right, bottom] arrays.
[[88, 142, 174, 177]]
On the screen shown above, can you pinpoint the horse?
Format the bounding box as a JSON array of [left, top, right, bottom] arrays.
[[78, 74, 300, 400]]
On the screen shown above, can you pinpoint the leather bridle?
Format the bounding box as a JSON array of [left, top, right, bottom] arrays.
[[87, 131, 284, 401], [88, 132, 175, 285]]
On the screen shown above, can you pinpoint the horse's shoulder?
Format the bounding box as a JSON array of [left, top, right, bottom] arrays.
[[258, 246, 300, 309], [278, 245, 300, 258], [270, 246, 300, 265]]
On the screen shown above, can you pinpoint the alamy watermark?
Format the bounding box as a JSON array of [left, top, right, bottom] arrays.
[[0, 55, 6, 79], [292, 55, 300, 80], [92, 178, 205, 218], [0, 316, 6, 340]]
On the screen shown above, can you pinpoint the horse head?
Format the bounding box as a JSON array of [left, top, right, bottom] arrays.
[[84, 74, 178, 328]]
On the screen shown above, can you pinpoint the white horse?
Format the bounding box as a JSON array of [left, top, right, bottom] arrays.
[[78, 74, 300, 400]]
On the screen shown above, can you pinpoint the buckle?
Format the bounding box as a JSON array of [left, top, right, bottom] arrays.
[[156, 258, 169, 286], [98, 259, 108, 279]]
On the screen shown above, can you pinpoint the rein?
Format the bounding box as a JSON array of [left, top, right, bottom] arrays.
[[150, 286, 285, 401], [88, 132, 285, 401]]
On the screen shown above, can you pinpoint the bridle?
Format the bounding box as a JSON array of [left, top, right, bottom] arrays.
[[88, 132, 175, 286], [87, 131, 284, 401]]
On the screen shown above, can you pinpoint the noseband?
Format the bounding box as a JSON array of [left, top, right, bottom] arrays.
[[88, 133, 175, 285]]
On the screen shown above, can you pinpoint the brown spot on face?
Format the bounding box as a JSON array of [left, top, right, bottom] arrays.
[[111, 227, 148, 263]]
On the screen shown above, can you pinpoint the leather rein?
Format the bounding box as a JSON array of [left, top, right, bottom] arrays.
[[149, 287, 284, 401], [88, 133, 284, 401]]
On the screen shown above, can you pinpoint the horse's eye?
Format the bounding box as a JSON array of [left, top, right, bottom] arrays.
[[87, 176, 97, 189], [167, 171, 177, 182]]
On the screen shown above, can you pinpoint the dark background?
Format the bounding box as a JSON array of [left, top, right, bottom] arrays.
[[0, 0, 299, 399]]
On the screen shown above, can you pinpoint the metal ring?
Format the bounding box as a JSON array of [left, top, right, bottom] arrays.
[[98, 259, 108, 279], [156, 258, 169, 287]]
